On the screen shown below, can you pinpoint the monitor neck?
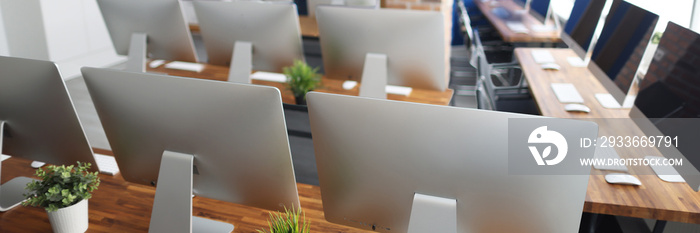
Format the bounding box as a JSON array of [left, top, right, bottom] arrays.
[[358, 53, 388, 99], [407, 193, 457, 233], [149, 150, 233, 232], [228, 41, 253, 84], [126, 33, 147, 73]]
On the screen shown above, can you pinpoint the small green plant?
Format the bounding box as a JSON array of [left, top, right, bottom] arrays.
[[284, 60, 321, 103], [257, 206, 310, 233], [23, 162, 100, 212], [651, 31, 663, 44]]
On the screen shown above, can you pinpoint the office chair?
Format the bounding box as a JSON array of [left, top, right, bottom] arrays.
[[451, 0, 518, 105], [474, 29, 530, 111]]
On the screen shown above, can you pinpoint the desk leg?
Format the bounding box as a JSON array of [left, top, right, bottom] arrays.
[[652, 220, 667, 233]]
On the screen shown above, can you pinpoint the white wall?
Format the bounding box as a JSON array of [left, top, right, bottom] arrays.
[[0, 2, 9, 56], [0, 0, 124, 80]]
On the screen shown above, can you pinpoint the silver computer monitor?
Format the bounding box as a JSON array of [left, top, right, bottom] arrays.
[[307, 92, 599, 233], [81, 67, 300, 232], [588, 0, 658, 105], [630, 22, 700, 191], [193, 1, 304, 74], [307, 0, 379, 18], [316, 7, 447, 92], [97, 0, 198, 72], [0, 56, 98, 211], [514, 0, 551, 24], [560, 0, 608, 59]]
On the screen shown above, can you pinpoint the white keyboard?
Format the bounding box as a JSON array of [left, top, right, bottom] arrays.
[[250, 71, 287, 83], [505, 22, 529, 33], [164, 61, 205, 72], [551, 83, 584, 103], [593, 142, 628, 172], [531, 50, 556, 64], [386, 85, 412, 96], [94, 153, 120, 176]]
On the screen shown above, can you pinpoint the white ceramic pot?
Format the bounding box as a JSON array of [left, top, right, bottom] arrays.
[[46, 199, 89, 233]]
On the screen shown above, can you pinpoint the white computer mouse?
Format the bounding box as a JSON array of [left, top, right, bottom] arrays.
[[30, 161, 46, 168], [541, 63, 561, 70], [605, 173, 642, 186], [564, 104, 590, 113]]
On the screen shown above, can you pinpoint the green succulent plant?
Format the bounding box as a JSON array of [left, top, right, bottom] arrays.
[[257, 206, 310, 233], [284, 60, 321, 103], [23, 162, 100, 212]]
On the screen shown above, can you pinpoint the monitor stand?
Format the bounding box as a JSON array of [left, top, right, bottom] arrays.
[[358, 53, 387, 99], [0, 121, 38, 212], [566, 56, 588, 67], [126, 33, 148, 73], [594, 93, 635, 109], [406, 193, 457, 233], [645, 156, 686, 183], [228, 41, 253, 84], [148, 150, 234, 233]]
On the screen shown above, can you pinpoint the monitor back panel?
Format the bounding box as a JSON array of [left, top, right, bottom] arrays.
[[97, 0, 198, 62], [194, 1, 304, 72], [307, 92, 598, 233], [82, 67, 299, 211], [0, 56, 96, 168], [316, 7, 447, 91]]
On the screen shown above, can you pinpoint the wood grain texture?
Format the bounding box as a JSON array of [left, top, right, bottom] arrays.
[[147, 61, 454, 106], [190, 16, 318, 38], [0, 156, 373, 232], [474, 0, 561, 43], [515, 47, 700, 224], [298, 16, 319, 38]]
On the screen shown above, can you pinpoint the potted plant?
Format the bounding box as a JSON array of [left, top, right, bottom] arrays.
[[257, 206, 310, 233], [23, 162, 100, 233], [284, 60, 321, 105]]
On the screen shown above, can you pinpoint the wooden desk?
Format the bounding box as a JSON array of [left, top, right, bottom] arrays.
[[515, 47, 700, 224], [190, 16, 319, 38], [147, 61, 454, 106], [0, 156, 372, 232], [298, 16, 319, 38], [474, 0, 561, 43]]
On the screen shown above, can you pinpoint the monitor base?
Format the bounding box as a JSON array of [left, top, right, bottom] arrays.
[[126, 33, 147, 73], [149, 150, 233, 233], [595, 93, 636, 109], [358, 53, 387, 99], [407, 193, 457, 233], [228, 41, 253, 84], [646, 156, 685, 183], [0, 121, 38, 212], [0, 177, 36, 212], [566, 56, 588, 67]]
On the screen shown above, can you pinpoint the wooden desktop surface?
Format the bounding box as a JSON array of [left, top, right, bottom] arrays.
[[147, 61, 454, 106], [190, 15, 319, 38], [474, 0, 561, 43], [298, 16, 319, 38], [0, 155, 372, 232], [515, 47, 700, 224]]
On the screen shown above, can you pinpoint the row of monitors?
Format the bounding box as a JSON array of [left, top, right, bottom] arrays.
[[1, 56, 598, 232], [562, 0, 658, 104], [2, 1, 699, 232], [3, 14, 700, 228], [97, 0, 449, 91], [562, 0, 700, 189]]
